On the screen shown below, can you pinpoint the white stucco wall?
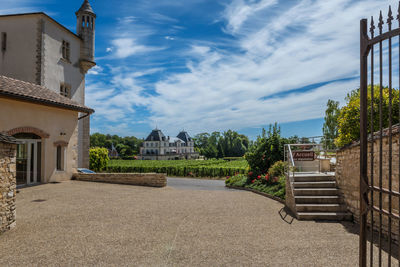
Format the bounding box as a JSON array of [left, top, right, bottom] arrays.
[[0, 98, 79, 183], [42, 18, 85, 104], [0, 15, 37, 84], [0, 13, 93, 169]]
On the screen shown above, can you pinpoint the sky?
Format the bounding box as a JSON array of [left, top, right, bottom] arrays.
[[2, 0, 399, 140]]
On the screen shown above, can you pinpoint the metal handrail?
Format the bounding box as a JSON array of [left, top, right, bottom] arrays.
[[287, 145, 295, 167]]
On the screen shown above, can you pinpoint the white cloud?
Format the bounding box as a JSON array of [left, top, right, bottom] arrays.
[[223, 0, 278, 34], [87, 65, 104, 75], [165, 36, 175, 40], [110, 38, 164, 59], [89, 0, 399, 136], [143, 0, 397, 134]]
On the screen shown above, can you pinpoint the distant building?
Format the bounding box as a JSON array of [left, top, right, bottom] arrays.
[[140, 129, 199, 160]]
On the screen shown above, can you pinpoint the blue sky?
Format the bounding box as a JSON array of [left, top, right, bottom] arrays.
[[2, 0, 399, 140]]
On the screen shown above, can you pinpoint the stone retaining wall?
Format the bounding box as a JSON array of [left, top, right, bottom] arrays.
[[72, 173, 167, 187], [0, 142, 17, 234], [336, 129, 400, 240]]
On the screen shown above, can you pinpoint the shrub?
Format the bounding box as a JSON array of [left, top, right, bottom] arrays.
[[246, 175, 286, 199], [268, 161, 287, 178], [245, 123, 285, 176], [335, 86, 400, 147], [89, 147, 110, 172], [225, 174, 247, 187]]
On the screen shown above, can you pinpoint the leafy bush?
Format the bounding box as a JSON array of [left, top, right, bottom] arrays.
[[225, 174, 247, 187], [89, 147, 110, 172], [335, 86, 400, 147], [107, 159, 248, 178], [268, 161, 287, 178], [246, 176, 286, 199], [245, 123, 285, 176], [225, 173, 286, 199]]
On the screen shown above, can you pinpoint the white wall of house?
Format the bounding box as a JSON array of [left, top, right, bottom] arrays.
[[0, 13, 93, 168], [0, 15, 38, 84], [42, 18, 85, 104]]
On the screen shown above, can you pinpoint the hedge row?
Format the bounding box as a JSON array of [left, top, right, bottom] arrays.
[[106, 165, 247, 178]]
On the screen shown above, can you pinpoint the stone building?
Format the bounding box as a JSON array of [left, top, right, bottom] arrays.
[[0, 133, 18, 233], [0, 0, 96, 185], [0, 0, 96, 169], [140, 129, 199, 160]]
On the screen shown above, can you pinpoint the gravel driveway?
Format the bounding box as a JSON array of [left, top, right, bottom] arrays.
[[0, 179, 366, 266]]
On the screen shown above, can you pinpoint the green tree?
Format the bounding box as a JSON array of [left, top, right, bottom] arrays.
[[193, 130, 249, 158], [335, 86, 400, 147], [245, 123, 285, 176], [322, 100, 340, 149], [90, 133, 143, 157]]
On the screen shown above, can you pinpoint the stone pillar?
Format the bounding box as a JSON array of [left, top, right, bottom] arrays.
[[0, 141, 17, 233]]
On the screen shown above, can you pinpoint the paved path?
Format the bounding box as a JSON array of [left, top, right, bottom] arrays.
[[167, 177, 229, 191], [0, 179, 373, 266]]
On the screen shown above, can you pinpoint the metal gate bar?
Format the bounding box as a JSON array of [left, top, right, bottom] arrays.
[[360, 3, 400, 266]]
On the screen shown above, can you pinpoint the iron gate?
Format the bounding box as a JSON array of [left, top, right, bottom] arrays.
[[360, 3, 400, 266]]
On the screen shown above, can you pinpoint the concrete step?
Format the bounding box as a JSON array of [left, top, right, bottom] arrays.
[[297, 212, 352, 221], [293, 181, 336, 188], [293, 175, 335, 182], [296, 204, 347, 212], [295, 195, 342, 204], [293, 188, 340, 196]]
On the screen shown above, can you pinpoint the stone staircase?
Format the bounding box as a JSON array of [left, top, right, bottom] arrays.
[[292, 173, 352, 221]]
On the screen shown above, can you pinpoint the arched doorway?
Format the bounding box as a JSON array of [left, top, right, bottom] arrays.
[[13, 133, 42, 185]]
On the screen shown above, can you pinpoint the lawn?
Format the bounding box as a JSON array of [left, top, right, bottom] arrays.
[[107, 159, 248, 178]]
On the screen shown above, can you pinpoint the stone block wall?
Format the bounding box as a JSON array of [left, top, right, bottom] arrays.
[[0, 142, 17, 233], [336, 130, 400, 240], [285, 175, 297, 216], [72, 173, 167, 187]]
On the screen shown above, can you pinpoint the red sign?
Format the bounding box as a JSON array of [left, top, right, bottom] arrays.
[[292, 151, 315, 161]]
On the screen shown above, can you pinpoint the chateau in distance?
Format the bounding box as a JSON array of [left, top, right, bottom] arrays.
[[140, 129, 199, 160]]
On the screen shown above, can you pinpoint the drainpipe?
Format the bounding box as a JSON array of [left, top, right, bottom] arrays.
[[78, 112, 91, 120]]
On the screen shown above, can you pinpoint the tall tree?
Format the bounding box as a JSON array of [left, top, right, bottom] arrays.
[[322, 99, 340, 149]]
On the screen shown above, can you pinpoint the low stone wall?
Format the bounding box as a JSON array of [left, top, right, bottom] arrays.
[[72, 173, 167, 187], [336, 128, 400, 240], [0, 142, 17, 234], [285, 175, 297, 216]]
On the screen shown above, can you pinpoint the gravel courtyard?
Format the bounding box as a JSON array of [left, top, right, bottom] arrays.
[[0, 179, 363, 266]]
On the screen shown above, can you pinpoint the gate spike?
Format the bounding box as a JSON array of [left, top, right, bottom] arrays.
[[387, 5, 394, 26], [378, 11, 384, 33], [397, 1, 400, 21], [370, 16, 375, 36]]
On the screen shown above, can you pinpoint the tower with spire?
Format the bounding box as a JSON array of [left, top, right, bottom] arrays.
[[76, 0, 96, 73]]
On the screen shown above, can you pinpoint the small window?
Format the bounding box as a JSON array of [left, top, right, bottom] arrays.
[[56, 146, 64, 171], [60, 83, 71, 98], [1, 32, 6, 52], [62, 40, 70, 61]]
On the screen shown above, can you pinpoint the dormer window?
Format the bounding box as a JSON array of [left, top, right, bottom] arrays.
[[60, 83, 71, 98], [62, 40, 70, 61]]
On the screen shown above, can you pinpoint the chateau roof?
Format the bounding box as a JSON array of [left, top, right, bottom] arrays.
[[0, 133, 19, 144], [76, 0, 96, 16], [0, 12, 81, 40], [169, 137, 185, 143], [145, 129, 167, 142], [177, 131, 192, 143], [0, 75, 94, 114]]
